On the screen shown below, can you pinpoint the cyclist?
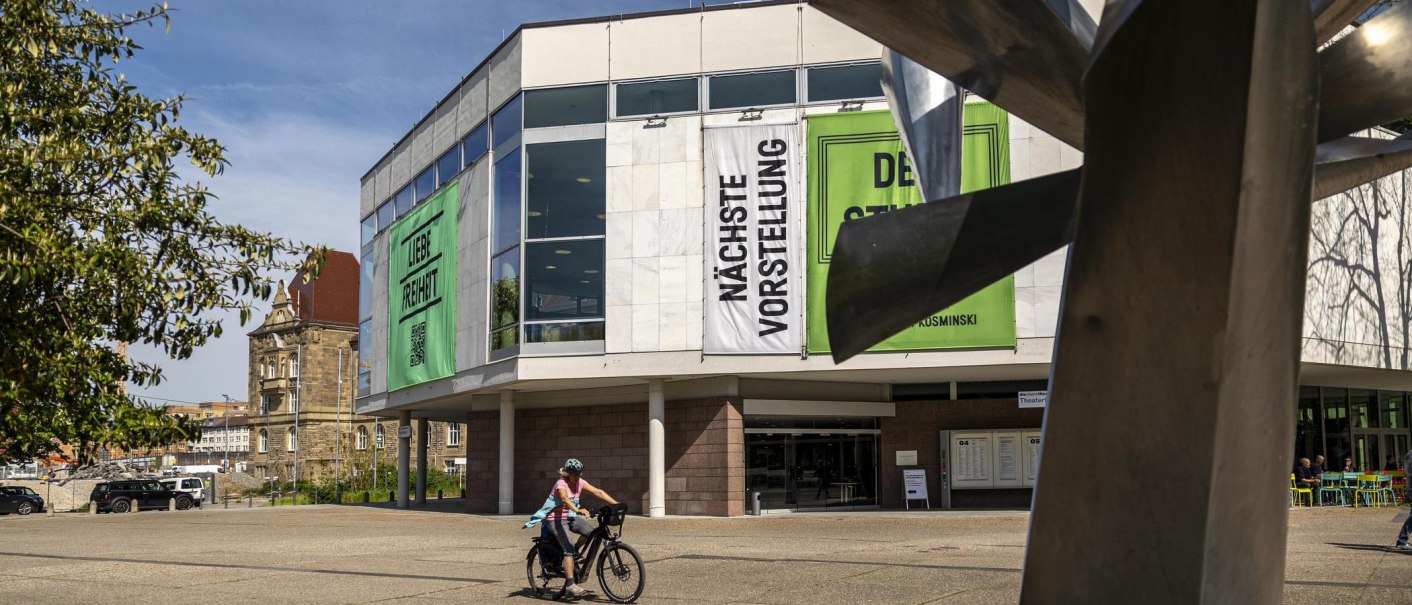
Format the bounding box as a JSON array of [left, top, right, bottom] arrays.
[[533, 458, 618, 598]]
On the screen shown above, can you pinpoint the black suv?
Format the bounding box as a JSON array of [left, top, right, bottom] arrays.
[[90, 479, 193, 513]]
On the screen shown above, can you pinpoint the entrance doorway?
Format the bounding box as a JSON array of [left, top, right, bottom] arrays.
[[1354, 430, 1411, 472], [745, 430, 878, 511]]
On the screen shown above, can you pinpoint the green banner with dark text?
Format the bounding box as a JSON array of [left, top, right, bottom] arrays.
[[806, 106, 1016, 353], [389, 182, 457, 391]]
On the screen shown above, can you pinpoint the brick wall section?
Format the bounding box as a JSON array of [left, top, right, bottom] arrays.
[[665, 397, 744, 516], [880, 398, 1044, 508], [463, 397, 745, 516]]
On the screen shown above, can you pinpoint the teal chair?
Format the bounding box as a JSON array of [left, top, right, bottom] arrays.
[[1376, 473, 1397, 507], [1317, 472, 1347, 506]]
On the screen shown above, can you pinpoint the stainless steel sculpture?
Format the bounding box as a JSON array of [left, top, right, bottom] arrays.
[[880, 51, 965, 201], [815, 0, 1412, 601]]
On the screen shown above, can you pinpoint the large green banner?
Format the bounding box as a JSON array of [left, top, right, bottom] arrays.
[[806, 106, 1016, 353], [388, 182, 458, 391]]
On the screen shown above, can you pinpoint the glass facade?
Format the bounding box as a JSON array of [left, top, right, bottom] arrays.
[[463, 122, 489, 165], [360, 215, 376, 247], [524, 240, 604, 322], [524, 84, 607, 128], [436, 146, 460, 188], [414, 166, 436, 202], [525, 140, 606, 239], [492, 95, 522, 150], [1294, 386, 1412, 472], [375, 201, 393, 234], [806, 63, 883, 102], [708, 70, 796, 109], [393, 185, 413, 218], [616, 78, 698, 117]]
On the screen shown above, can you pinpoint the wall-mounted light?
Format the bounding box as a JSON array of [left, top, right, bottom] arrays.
[[739, 108, 764, 121], [554, 249, 572, 255], [840, 100, 865, 112], [646, 115, 669, 128], [575, 177, 592, 183]]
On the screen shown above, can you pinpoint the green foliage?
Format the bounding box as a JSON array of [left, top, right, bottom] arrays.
[[0, 1, 321, 464]]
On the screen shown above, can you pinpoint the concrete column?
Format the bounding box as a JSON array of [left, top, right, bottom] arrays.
[[648, 378, 665, 518], [397, 410, 410, 509], [498, 391, 515, 515], [415, 419, 428, 505]]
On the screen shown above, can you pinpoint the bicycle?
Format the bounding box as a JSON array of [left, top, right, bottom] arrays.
[[526, 503, 645, 603]]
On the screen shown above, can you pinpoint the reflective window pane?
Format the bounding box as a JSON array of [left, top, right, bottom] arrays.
[[394, 185, 413, 218], [708, 70, 796, 110], [491, 250, 520, 330], [807, 63, 883, 102], [463, 122, 488, 166], [492, 95, 522, 149], [616, 78, 698, 117], [524, 84, 607, 128], [436, 147, 460, 188], [525, 321, 604, 343], [359, 251, 373, 320], [376, 201, 394, 233], [525, 240, 604, 322], [526, 140, 605, 240], [491, 327, 519, 351], [357, 320, 371, 397], [361, 214, 376, 247], [414, 166, 436, 202], [1352, 388, 1376, 428], [492, 149, 522, 253]]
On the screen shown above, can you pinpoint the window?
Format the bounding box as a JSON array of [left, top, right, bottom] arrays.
[[1352, 388, 1376, 428], [260, 395, 271, 415], [288, 354, 299, 378], [525, 240, 604, 322], [708, 70, 796, 110], [359, 251, 373, 320], [492, 151, 522, 254], [376, 200, 394, 233], [806, 63, 884, 102], [356, 426, 368, 450], [526, 140, 605, 239], [393, 184, 414, 219], [463, 122, 489, 166], [490, 252, 520, 352], [287, 428, 297, 451], [258, 361, 265, 379], [447, 423, 461, 447], [436, 146, 460, 188], [258, 430, 268, 453], [290, 388, 300, 413], [375, 425, 385, 449], [524, 84, 607, 128], [357, 320, 372, 398], [361, 214, 376, 247], [616, 78, 699, 117], [492, 94, 522, 150], [414, 166, 436, 202]]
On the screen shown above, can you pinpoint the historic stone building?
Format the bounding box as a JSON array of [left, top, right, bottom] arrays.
[[247, 251, 468, 484]]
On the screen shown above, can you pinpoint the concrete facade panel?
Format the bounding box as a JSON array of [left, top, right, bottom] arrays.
[[389, 141, 411, 197], [522, 23, 610, 88], [487, 36, 522, 114], [607, 13, 702, 81], [801, 7, 882, 64], [432, 102, 458, 160], [410, 121, 434, 178], [360, 177, 375, 219], [457, 70, 489, 138], [456, 160, 491, 372], [701, 4, 800, 72]]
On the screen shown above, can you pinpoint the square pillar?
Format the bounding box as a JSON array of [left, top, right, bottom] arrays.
[[415, 418, 428, 505], [397, 410, 410, 509]]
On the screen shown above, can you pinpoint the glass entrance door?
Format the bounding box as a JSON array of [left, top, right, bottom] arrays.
[[746, 432, 878, 510]]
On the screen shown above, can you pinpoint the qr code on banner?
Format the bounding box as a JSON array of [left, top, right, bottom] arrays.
[[410, 322, 427, 367]]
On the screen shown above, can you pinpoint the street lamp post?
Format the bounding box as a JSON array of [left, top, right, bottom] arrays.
[[222, 394, 231, 472]]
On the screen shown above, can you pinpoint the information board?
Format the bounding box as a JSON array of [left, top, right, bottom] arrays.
[[948, 429, 1042, 489], [896, 450, 918, 466], [903, 469, 929, 508], [994, 432, 1022, 487], [951, 432, 994, 488], [1023, 431, 1043, 485]]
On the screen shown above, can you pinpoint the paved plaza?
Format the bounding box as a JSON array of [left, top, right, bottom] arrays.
[[0, 503, 1408, 604]]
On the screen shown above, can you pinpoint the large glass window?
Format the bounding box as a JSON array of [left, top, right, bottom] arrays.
[[708, 70, 796, 110], [357, 320, 371, 398], [492, 95, 522, 150], [616, 78, 698, 117], [414, 166, 436, 202], [376, 201, 394, 233], [361, 215, 376, 247], [526, 140, 606, 239], [524, 84, 607, 128], [492, 150, 522, 254], [525, 240, 604, 323], [490, 251, 520, 352], [806, 63, 884, 102], [525, 322, 605, 344], [1295, 386, 1321, 459], [463, 122, 489, 166], [393, 185, 414, 219], [1324, 387, 1350, 465], [359, 251, 373, 320], [1382, 391, 1407, 429], [436, 147, 460, 188], [1351, 388, 1376, 428]]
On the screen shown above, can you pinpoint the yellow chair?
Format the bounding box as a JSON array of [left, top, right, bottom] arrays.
[[1354, 474, 1382, 508], [1290, 473, 1313, 507]]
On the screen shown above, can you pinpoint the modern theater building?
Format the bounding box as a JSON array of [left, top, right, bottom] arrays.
[[355, 1, 1412, 516]]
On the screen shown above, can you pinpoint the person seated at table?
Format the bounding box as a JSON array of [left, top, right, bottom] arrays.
[[1311, 454, 1326, 476], [1294, 458, 1321, 489], [1385, 454, 1401, 471], [1342, 457, 1356, 473]]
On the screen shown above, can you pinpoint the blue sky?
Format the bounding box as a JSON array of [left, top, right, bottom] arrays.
[[124, 0, 696, 406]]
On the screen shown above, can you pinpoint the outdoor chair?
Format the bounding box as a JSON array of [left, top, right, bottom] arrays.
[[1354, 474, 1382, 508], [1290, 473, 1313, 507], [1375, 473, 1397, 506], [1317, 472, 1346, 506], [1389, 470, 1407, 503]]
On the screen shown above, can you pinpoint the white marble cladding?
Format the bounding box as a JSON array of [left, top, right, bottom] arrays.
[[1008, 113, 1078, 339], [605, 116, 705, 354]]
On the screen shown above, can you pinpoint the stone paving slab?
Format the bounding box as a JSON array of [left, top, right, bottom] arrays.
[[0, 504, 1406, 603]]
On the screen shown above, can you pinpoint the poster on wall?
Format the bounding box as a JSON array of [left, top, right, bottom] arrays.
[[388, 182, 458, 391], [994, 432, 1022, 487], [805, 107, 1016, 353], [1024, 431, 1043, 485], [703, 123, 803, 354], [951, 432, 993, 488]]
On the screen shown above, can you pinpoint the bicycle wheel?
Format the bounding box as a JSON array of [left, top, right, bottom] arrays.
[[596, 543, 645, 603], [526, 544, 560, 598]]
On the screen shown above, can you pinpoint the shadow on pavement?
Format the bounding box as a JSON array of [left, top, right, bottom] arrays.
[[1327, 542, 1411, 554]]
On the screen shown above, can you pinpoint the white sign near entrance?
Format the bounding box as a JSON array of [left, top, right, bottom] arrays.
[[903, 469, 929, 509], [1019, 390, 1048, 408]]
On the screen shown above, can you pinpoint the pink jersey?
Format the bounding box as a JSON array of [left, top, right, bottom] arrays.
[[546, 477, 591, 521]]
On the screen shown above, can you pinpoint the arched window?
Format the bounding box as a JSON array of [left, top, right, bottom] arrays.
[[356, 426, 368, 450], [267, 358, 276, 378], [375, 425, 385, 449], [287, 428, 297, 452], [258, 429, 268, 453]]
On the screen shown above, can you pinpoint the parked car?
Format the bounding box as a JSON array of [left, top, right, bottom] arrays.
[[159, 477, 206, 505], [0, 485, 44, 515], [89, 480, 193, 513]]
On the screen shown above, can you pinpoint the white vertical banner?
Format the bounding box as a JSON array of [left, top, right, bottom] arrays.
[[703, 123, 802, 354]]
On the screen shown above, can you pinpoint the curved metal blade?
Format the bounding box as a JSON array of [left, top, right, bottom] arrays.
[[1312, 132, 1412, 199], [813, 0, 1090, 150], [1319, 1, 1412, 143], [882, 50, 966, 202], [1312, 0, 1381, 45], [826, 169, 1082, 362]]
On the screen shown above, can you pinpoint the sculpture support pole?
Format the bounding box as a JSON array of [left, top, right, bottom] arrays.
[[1021, 1, 1315, 602]]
